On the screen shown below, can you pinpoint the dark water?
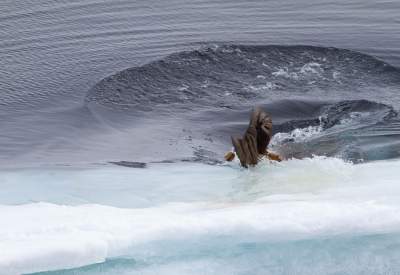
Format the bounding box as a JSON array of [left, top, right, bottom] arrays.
[[1, 0, 400, 167]]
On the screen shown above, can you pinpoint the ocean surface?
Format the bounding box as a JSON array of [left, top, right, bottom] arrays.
[[1, 0, 400, 274]]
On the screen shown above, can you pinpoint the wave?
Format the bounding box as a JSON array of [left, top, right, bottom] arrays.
[[269, 99, 400, 162], [86, 44, 400, 112], [80, 45, 400, 164], [149, 98, 400, 164]]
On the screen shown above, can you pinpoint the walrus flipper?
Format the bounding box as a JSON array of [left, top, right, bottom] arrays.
[[231, 136, 248, 168], [231, 107, 274, 168]]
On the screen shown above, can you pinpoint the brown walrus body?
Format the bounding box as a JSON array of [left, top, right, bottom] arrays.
[[231, 107, 273, 168]]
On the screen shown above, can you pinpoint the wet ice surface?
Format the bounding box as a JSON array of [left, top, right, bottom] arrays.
[[1, 158, 400, 274]]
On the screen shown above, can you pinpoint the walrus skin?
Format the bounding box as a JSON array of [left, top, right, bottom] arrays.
[[231, 107, 273, 168]]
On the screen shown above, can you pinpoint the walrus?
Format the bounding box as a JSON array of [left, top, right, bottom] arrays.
[[225, 107, 282, 167]]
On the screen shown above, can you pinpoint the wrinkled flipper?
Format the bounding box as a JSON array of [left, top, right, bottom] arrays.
[[231, 136, 248, 168]]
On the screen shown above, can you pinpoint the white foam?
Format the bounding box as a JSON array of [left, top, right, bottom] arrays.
[[300, 62, 323, 75], [270, 123, 323, 147], [272, 68, 299, 79], [271, 62, 324, 80], [2, 158, 400, 274]]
